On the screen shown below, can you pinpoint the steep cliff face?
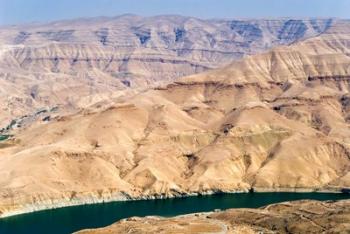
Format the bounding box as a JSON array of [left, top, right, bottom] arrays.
[[0, 16, 338, 126], [0, 21, 350, 218]]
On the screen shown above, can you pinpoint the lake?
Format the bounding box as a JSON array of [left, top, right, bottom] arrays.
[[0, 192, 349, 234], [0, 135, 10, 141]]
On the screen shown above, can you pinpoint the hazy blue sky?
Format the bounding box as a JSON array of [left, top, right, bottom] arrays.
[[0, 0, 349, 25]]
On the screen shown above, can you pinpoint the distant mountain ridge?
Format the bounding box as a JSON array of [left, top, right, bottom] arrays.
[[0, 15, 343, 126]]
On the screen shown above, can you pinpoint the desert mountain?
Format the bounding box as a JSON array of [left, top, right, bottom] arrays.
[[76, 199, 350, 234], [0, 19, 350, 217], [0, 15, 338, 126]]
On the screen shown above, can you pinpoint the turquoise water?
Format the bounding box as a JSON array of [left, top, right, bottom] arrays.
[[0, 135, 9, 141], [0, 192, 349, 234]]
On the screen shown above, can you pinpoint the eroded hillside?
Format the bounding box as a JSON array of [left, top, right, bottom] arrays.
[[0, 19, 350, 218]]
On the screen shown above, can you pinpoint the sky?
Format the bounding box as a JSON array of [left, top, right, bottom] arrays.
[[0, 0, 349, 25]]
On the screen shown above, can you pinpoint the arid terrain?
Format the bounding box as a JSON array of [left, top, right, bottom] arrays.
[[0, 15, 337, 126], [76, 199, 350, 234], [0, 17, 349, 218]]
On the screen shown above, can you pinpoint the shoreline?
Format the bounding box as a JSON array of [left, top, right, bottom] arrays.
[[1, 187, 348, 219]]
